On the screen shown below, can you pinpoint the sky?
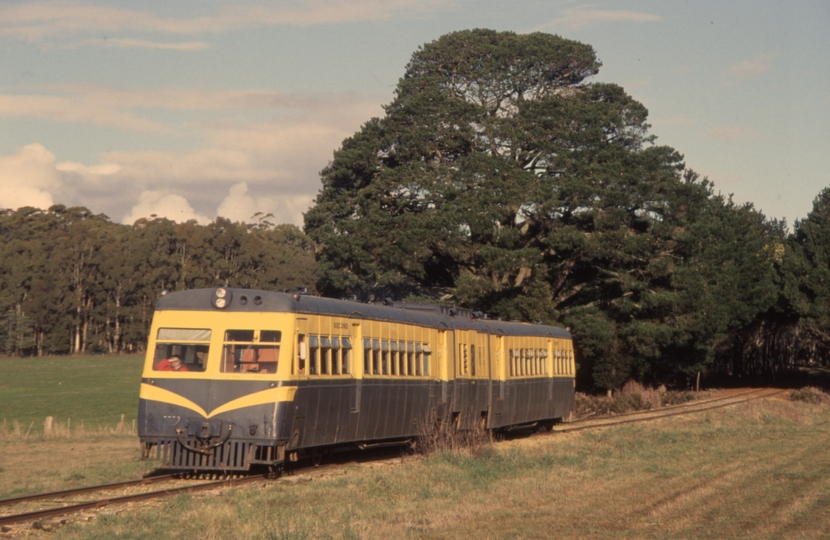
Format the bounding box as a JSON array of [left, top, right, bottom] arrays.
[[1, 0, 827, 230]]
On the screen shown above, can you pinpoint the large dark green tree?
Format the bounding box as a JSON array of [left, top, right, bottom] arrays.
[[772, 188, 830, 367], [305, 29, 780, 389]]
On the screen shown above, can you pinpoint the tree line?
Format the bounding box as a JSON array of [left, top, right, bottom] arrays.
[[3, 30, 829, 392], [0, 207, 316, 356]]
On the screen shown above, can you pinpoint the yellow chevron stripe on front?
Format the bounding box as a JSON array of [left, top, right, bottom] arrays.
[[140, 384, 297, 419]]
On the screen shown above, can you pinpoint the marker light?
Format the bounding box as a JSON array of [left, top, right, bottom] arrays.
[[212, 287, 232, 309]]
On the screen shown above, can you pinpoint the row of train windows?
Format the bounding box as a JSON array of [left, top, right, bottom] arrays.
[[363, 339, 431, 377], [303, 335, 352, 376], [507, 349, 573, 377], [509, 349, 548, 377]]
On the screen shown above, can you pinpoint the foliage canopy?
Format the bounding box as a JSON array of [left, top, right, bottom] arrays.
[[306, 29, 781, 389]]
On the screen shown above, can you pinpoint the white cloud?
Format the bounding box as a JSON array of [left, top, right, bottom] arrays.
[[122, 191, 211, 225], [538, 6, 661, 29], [83, 38, 211, 51], [0, 0, 455, 41], [0, 144, 60, 210], [56, 161, 122, 175], [0, 90, 382, 226], [216, 182, 315, 227], [0, 94, 165, 131], [0, 85, 384, 133], [216, 182, 260, 223]]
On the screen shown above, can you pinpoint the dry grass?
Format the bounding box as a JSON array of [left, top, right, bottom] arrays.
[[415, 415, 493, 457], [8, 394, 830, 539], [0, 435, 158, 500], [790, 386, 830, 405], [0, 416, 137, 442], [573, 380, 701, 418]]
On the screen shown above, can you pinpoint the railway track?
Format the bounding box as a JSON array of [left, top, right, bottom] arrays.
[[555, 387, 788, 433], [0, 454, 362, 530], [0, 387, 790, 530], [0, 473, 268, 528]]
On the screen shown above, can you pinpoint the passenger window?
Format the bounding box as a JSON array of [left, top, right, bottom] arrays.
[[297, 334, 306, 374], [407, 342, 415, 375], [221, 329, 280, 374], [415, 343, 422, 376], [363, 338, 372, 374], [398, 341, 406, 375], [341, 338, 352, 374], [381, 340, 389, 375], [320, 336, 331, 374], [372, 339, 380, 375], [153, 344, 209, 372], [153, 328, 211, 372], [308, 335, 319, 375], [390, 341, 399, 375], [331, 337, 340, 375], [422, 344, 431, 376]]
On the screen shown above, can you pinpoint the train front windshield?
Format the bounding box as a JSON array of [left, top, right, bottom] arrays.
[[152, 328, 211, 372], [150, 327, 283, 375]]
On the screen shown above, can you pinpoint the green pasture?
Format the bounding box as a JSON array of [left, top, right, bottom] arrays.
[[0, 355, 145, 430]]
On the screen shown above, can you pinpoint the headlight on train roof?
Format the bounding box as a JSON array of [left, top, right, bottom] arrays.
[[212, 287, 233, 309]]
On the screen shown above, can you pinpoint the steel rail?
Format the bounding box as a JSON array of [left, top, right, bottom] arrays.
[[0, 475, 265, 527], [0, 474, 176, 508], [554, 388, 788, 434], [569, 387, 770, 424]]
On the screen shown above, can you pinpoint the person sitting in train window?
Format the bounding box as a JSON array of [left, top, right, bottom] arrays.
[[194, 347, 208, 370], [157, 355, 189, 371]]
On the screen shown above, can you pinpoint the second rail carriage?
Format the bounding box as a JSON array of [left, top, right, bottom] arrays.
[[139, 288, 576, 472]]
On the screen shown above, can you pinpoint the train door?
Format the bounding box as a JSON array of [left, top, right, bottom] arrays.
[[350, 322, 362, 413], [437, 327, 451, 407], [289, 318, 309, 450]]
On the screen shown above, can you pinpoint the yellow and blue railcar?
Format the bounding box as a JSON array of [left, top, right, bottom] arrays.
[[139, 288, 575, 471]]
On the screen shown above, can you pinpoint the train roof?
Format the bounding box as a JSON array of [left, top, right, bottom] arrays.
[[155, 288, 571, 339]]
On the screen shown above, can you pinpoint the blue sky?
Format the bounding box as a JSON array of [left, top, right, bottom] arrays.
[[1, 0, 827, 229]]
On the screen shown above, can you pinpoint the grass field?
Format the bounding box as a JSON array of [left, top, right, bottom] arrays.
[[0, 354, 145, 433], [2, 394, 829, 539], [2, 359, 830, 538]]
